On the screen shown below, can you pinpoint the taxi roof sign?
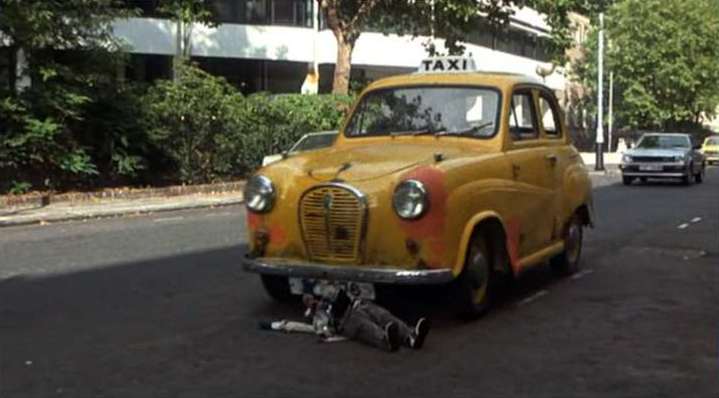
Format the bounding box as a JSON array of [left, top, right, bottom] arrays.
[[418, 56, 477, 73]]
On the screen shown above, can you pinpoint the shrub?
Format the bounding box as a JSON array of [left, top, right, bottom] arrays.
[[143, 63, 353, 182], [143, 62, 240, 184], [233, 93, 352, 174]]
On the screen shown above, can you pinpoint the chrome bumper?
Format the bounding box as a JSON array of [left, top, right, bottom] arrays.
[[242, 256, 455, 285], [620, 163, 687, 178], [621, 172, 686, 177]]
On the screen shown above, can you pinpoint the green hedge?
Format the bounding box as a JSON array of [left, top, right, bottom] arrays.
[[0, 62, 354, 193]]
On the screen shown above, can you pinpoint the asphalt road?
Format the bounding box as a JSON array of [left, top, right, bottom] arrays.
[[1, 169, 717, 397]]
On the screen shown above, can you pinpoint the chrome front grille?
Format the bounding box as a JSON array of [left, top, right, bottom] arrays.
[[299, 185, 365, 263], [632, 156, 674, 163]]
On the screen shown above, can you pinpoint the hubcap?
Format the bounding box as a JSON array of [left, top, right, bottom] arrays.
[[566, 222, 582, 265], [469, 251, 489, 304]]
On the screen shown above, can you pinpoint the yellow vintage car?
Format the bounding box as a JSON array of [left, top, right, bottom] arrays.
[[242, 57, 594, 318], [701, 135, 719, 165]]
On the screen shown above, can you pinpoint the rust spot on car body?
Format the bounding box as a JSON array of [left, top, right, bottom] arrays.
[[398, 166, 448, 268]]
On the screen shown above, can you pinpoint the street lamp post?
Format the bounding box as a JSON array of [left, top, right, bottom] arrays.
[[595, 12, 605, 171], [608, 71, 614, 153]]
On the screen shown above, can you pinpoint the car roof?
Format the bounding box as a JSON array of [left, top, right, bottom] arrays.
[[365, 71, 546, 92]]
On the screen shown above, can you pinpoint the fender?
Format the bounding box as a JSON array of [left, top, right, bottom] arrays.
[[453, 210, 512, 277]]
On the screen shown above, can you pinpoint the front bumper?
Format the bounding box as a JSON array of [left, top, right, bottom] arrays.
[[620, 163, 687, 177], [242, 256, 455, 285]]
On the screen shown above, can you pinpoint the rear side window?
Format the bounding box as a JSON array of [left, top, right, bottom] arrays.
[[538, 94, 561, 137], [509, 92, 538, 140]]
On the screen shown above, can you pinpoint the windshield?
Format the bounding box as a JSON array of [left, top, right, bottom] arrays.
[[291, 133, 337, 152], [636, 135, 690, 149], [346, 86, 500, 138], [705, 137, 719, 146]]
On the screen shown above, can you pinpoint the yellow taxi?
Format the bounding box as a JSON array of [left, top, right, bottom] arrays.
[[701, 135, 719, 165], [242, 57, 594, 318]]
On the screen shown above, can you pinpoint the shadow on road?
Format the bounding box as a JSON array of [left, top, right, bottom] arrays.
[[2, 172, 716, 397]]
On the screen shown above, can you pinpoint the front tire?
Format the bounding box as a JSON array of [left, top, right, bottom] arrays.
[[551, 215, 584, 276], [682, 164, 694, 185], [454, 234, 494, 319], [695, 164, 704, 183], [622, 175, 633, 185], [260, 275, 294, 302]]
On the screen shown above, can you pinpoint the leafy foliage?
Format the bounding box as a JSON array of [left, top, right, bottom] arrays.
[[143, 63, 239, 184], [234, 93, 352, 174], [573, 0, 719, 131], [0, 0, 147, 193], [142, 63, 352, 183]]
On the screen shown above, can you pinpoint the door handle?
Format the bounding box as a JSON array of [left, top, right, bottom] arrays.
[[545, 153, 558, 165], [512, 164, 520, 179]]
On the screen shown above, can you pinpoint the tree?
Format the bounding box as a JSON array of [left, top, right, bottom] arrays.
[[319, 0, 382, 95], [0, 0, 141, 192], [157, 0, 217, 61], [574, 0, 719, 131], [321, 0, 600, 95]]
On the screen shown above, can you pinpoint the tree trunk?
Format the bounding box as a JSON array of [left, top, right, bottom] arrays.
[[332, 36, 353, 95]]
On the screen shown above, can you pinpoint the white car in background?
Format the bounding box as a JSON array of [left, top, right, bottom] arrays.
[[261, 131, 338, 167]]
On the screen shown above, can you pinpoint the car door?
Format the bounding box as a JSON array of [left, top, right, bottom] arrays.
[[506, 87, 555, 258], [536, 89, 567, 242]]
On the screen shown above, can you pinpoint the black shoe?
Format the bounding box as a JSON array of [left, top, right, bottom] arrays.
[[384, 322, 400, 352], [410, 318, 430, 349]]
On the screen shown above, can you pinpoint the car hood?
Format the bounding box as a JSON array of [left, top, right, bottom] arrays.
[[275, 141, 480, 182], [625, 148, 688, 157]]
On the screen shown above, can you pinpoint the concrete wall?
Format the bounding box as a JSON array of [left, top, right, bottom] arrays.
[[112, 17, 568, 90]]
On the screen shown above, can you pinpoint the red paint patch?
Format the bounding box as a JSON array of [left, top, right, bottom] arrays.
[[505, 218, 521, 273], [398, 167, 448, 268], [267, 224, 288, 248], [247, 212, 263, 230]]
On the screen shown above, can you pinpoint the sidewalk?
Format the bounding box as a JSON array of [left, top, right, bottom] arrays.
[[0, 154, 620, 228], [0, 189, 243, 228], [580, 152, 621, 175]]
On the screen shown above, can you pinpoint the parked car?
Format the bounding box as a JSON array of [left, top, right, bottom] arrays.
[[261, 131, 338, 167], [700, 135, 719, 165], [242, 57, 594, 318], [619, 133, 706, 185]]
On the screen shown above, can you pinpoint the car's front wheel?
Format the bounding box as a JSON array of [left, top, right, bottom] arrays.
[[551, 215, 583, 276], [260, 275, 294, 302], [682, 164, 694, 185], [454, 234, 495, 319], [695, 164, 705, 183], [622, 175, 633, 185]]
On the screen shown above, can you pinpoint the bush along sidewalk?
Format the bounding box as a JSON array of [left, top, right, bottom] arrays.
[[1, 62, 353, 195]]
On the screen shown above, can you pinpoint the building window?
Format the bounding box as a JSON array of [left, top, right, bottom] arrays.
[[123, 0, 162, 17], [213, 0, 312, 27]]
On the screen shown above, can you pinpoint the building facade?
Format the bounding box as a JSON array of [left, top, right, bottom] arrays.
[[116, 0, 573, 94]]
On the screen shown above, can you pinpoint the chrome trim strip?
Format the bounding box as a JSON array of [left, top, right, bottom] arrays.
[[622, 172, 686, 177], [242, 256, 455, 285]]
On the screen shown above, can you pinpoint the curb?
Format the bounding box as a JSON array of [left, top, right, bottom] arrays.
[[0, 181, 246, 209], [0, 196, 244, 228]]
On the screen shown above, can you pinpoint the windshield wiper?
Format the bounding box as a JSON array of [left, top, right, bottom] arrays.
[[434, 121, 494, 137]]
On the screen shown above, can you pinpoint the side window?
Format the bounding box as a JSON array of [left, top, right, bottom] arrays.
[[509, 91, 538, 140], [538, 93, 561, 137]]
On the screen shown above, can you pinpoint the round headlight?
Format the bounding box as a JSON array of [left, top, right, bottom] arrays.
[[622, 154, 633, 163], [393, 180, 428, 220], [244, 175, 275, 213]]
